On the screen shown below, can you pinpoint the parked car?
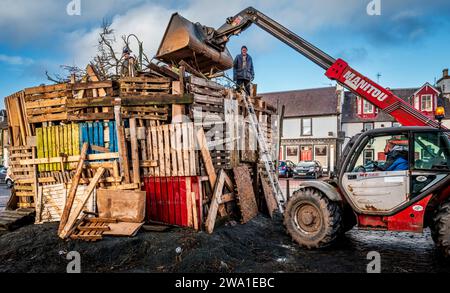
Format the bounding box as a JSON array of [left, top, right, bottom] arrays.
[[278, 160, 295, 178], [293, 161, 323, 179], [0, 166, 14, 188]]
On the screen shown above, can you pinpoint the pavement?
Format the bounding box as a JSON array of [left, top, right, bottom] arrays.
[[0, 184, 10, 212]]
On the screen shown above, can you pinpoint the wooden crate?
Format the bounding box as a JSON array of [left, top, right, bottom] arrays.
[[24, 84, 72, 124], [138, 122, 197, 177], [5, 91, 31, 146], [120, 76, 172, 96], [35, 183, 96, 224], [9, 146, 36, 208], [70, 218, 115, 242], [121, 105, 169, 121]]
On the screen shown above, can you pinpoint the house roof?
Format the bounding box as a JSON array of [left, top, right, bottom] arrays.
[[341, 88, 416, 123], [261, 87, 338, 118], [342, 87, 450, 123]]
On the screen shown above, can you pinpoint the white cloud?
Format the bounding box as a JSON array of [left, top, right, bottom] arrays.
[[65, 0, 366, 67], [0, 54, 33, 65], [66, 3, 173, 66]]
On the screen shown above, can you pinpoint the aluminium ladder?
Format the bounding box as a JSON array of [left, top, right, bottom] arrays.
[[240, 89, 285, 212]]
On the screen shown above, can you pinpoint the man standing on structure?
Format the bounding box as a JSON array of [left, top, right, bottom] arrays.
[[233, 46, 254, 95], [121, 47, 137, 77]]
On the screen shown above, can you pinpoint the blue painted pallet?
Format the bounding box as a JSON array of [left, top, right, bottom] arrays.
[[79, 121, 118, 154]]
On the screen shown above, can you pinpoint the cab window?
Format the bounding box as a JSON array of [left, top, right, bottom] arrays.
[[413, 132, 450, 171], [350, 134, 409, 173]]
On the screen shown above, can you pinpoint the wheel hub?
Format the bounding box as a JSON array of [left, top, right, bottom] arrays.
[[295, 204, 322, 234]]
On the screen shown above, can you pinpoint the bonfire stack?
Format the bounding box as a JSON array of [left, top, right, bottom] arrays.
[[2, 62, 278, 239]]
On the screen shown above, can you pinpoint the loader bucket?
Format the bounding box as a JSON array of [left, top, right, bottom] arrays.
[[156, 13, 233, 74]]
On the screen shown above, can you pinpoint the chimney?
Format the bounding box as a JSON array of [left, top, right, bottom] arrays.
[[444, 68, 449, 78]]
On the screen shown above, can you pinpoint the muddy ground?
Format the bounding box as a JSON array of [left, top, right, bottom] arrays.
[[0, 215, 449, 273]]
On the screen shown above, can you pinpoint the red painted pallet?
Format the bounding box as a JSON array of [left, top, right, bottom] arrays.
[[143, 176, 202, 229]]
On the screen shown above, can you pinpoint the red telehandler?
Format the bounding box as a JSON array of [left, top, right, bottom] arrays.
[[157, 7, 450, 257]]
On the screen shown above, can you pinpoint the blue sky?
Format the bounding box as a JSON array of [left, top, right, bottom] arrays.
[[1, 0, 450, 108]]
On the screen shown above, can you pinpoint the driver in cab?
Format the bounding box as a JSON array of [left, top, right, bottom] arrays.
[[378, 145, 409, 171]]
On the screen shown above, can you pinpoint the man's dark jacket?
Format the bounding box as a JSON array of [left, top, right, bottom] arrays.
[[233, 54, 254, 81]]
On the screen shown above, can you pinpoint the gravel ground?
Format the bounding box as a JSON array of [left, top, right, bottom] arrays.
[[0, 215, 449, 273]]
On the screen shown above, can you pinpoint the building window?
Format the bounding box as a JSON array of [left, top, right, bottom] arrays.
[[301, 118, 312, 136], [421, 94, 433, 111], [363, 122, 374, 132], [363, 100, 374, 114], [286, 146, 298, 157]]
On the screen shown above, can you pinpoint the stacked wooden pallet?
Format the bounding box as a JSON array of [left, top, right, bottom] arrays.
[[5, 91, 31, 146], [120, 76, 172, 95], [70, 218, 115, 242], [35, 183, 96, 224], [67, 81, 115, 121], [24, 84, 72, 124], [133, 121, 197, 177], [36, 124, 80, 171], [8, 146, 36, 208]]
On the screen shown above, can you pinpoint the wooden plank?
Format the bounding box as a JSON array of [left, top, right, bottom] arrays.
[[186, 177, 192, 227], [24, 83, 69, 95], [103, 183, 139, 190], [189, 76, 224, 90], [205, 169, 226, 234], [151, 127, 159, 177], [97, 189, 146, 222], [103, 222, 144, 236], [175, 123, 184, 176], [233, 166, 258, 224], [120, 94, 194, 106], [59, 167, 105, 239], [191, 192, 199, 231], [163, 125, 171, 177], [260, 175, 278, 218], [182, 124, 190, 177], [58, 143, 89, 235], [117, 125, 130, 183], [157, 126, 165, 177], [188, 123, 196, 176], [129, 118, 140, 185], [20, 153, 120, 165], [169, 124, 178, 177], [196, 128, 216, 191]]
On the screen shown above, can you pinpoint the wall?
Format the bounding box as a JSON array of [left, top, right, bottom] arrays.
[[283, 115, 338, 139]]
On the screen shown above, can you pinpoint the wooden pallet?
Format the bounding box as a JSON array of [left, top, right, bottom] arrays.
[[36, 124, 80, 172], [5, 91, 31, 146], [121, 105, 169, 121], [70, 218, 116, 242], [9, 146, 36, 208], [120, 76, 172, 96], [0, 208, 35, 231], [24, 83, 72, 124], [35, 183, 97, 224]]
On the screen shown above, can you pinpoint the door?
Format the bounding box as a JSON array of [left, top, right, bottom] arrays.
[[341, 133, 411, 213], [300, 146, 312, 161], [410, 131, 450, 199]]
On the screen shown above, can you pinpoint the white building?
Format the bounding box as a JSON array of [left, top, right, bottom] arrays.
[[262, 87, 342, 173]]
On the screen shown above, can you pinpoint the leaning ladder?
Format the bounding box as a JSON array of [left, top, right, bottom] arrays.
[[241, 90, 285, 212]]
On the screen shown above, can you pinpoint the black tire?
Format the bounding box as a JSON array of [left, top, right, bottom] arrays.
[[284, 187, 343, 248], [431, 200, 450, 258], [6, 179, 13, 189]]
